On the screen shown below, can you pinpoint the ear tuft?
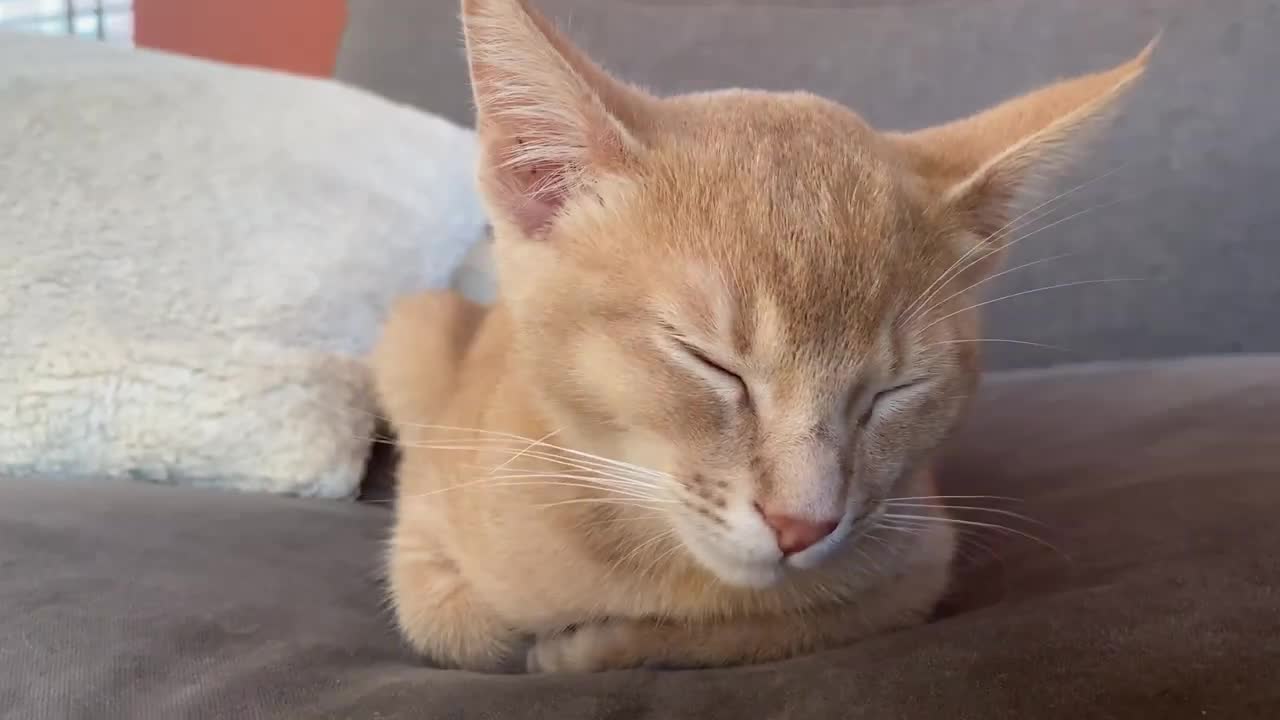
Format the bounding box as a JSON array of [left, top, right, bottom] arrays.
[[461, 0, 647, 237]]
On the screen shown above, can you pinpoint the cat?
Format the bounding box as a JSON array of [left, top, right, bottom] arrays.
[[372, 0, 1152, 673]]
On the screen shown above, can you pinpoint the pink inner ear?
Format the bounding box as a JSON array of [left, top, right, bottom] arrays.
[[463, 0, 651, 240], [510, 193, 562, 237], [487, 136, 575, 238]]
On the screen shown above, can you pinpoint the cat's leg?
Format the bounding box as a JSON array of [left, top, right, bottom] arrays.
[[528, 599, 925, 673], [527, 527, 953, 673], [388, 527, 518, 671]]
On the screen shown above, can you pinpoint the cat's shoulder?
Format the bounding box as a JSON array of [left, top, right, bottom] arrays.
[[372, 290, 491, 431], [384, 290, 488, 348]]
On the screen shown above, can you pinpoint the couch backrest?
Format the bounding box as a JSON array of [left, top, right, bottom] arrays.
[[336, 0, 1280, 370]]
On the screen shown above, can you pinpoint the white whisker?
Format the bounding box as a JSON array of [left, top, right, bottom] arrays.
[[872, 523, 921, 536], [638, 539, 685, 581], [926, 338, 1065, 351], [490, 428, 561, 474], [472, 458, 665, 492], [875, 519, 1007, 570], [885, 502, 1048, 527], [536, 497, 680, 510], [880, 513, 1067, 558], [482, 467, 662, 494], [885, 495, 1023, 504], [481, 472, 668, 502], [402, 436, 667, 479], [907, 193, 1139, 327], [916, 278, 1140, 335], [898, 162, 1131, 324], [612, 530, 679, 576], [395, 423, 671, 479], [486, 480, 660, 499], [575, 513, 668, 532], [395, 478, 669, 504], [906, 251, 1075, 326], [398, 443, 667, 489]]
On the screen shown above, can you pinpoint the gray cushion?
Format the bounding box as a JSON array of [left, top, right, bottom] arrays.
[[336, 0, 1280, 370], [4, 355, 1279, 718]]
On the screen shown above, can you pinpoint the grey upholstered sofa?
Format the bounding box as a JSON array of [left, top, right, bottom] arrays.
[[3, 1, 1278, 718]]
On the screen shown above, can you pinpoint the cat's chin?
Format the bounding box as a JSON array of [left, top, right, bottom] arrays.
[[676, 530, 786, 589], [698, 556, 785, 590]]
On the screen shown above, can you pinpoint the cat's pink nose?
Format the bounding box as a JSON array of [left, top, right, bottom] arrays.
[[756, 505, 840, 556]]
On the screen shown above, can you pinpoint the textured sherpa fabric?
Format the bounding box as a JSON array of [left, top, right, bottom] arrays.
[[0, 33, 489, 498]]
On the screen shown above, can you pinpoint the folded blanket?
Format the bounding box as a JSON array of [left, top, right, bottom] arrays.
[[0, 32, 489, 498]]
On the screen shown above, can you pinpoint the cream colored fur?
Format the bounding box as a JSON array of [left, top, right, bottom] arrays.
[[372, 0, 1151, 672]]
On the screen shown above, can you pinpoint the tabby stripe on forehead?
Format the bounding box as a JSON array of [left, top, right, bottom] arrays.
[[731, 298, 754, 358], [749, 292, 791, 358], [711, 271, 740, 351], [888, 324, 905, 376]]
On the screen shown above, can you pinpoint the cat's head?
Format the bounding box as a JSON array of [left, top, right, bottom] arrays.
[[461, 0, 1151, 587]]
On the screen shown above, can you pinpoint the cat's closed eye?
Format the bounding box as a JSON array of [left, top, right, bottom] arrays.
[[859, 381, 921, 426], [678, 341, 749, 398]]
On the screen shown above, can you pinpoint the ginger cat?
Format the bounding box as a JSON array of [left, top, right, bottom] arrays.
[[372, 0, 1152, 673]]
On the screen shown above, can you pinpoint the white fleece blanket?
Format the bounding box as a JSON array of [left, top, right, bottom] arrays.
[[0, 33, 490, 498]]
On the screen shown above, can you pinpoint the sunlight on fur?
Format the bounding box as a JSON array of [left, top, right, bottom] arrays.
[[370, 0, 1153, 673]]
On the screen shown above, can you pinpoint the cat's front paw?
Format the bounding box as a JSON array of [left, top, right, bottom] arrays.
[[526, 623, 646, 673]]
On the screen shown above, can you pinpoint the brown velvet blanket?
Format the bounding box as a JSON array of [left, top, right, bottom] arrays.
[[2, 356, 1278, 719]]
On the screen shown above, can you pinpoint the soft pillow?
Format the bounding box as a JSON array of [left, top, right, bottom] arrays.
[[0, 33, 489, 498]]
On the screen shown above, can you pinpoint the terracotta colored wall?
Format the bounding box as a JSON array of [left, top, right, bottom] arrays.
[[134, 0, 346, 77]]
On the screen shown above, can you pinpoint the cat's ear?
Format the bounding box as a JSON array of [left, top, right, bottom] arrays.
[[890, 38, 1155, 269], [461, 0, 652, 237]]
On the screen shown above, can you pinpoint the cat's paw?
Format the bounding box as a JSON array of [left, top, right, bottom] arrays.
[[388, 535, 517, 672], [526, 623, 645, 673]]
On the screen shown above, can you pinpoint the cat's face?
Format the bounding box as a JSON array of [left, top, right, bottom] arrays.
[[503, 94, 978, 587], [463, 0, 1149, 587]]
